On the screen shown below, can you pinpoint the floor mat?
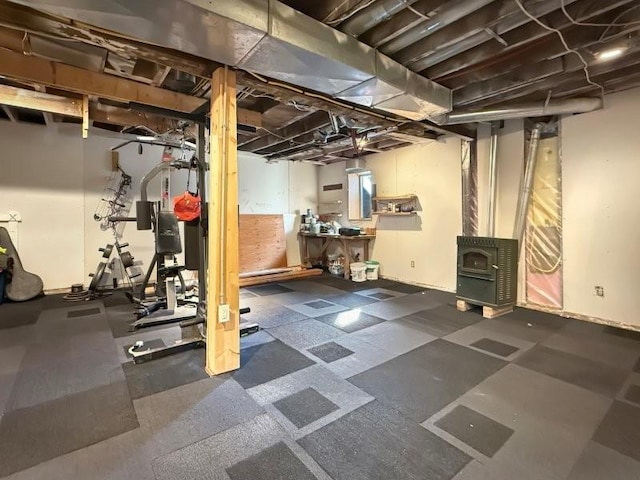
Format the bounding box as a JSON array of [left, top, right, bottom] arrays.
[[315, 310, 385, 333], [233, 340, 315, 389], [0, 380, 138, 477], [435, 404, 515, 457], [227, 441, 316, 480], [298, 400, 471, 480], [515, 345, 627, 397], [348, 339, 507, 422], [122, 348, 209, 400], [272, 387, 339, 428]]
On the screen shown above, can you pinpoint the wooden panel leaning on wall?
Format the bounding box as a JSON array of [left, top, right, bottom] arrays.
[[239, 214, 288, 273]]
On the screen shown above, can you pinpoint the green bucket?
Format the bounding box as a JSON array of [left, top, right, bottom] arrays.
[[365, 260, 380, 280]]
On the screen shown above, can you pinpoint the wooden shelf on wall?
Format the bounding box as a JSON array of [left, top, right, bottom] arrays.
[[372, 194, 417, 202], [373, 211, 418, 216]]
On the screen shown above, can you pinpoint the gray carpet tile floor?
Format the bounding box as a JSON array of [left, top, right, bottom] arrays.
[[1, 277, 640, 480]]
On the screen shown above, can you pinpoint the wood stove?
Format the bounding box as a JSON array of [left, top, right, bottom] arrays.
[[456, 236, 518, 308]]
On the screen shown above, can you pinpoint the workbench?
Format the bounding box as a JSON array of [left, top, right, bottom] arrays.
[[298, 232, 376, 279]]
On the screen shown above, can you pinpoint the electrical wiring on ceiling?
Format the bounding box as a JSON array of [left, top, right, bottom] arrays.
[[560, 0, 640, 28], [324, 0, 378, 25], [513, 0, 605, 100]]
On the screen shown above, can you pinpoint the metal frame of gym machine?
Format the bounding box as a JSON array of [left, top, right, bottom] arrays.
[[128, 125, 257, 363]]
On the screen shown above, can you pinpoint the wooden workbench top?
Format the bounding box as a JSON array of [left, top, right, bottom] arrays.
[[298, 232, 376, 239]]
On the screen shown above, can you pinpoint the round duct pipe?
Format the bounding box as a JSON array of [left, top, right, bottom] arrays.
[[345, 157, 368, 172]]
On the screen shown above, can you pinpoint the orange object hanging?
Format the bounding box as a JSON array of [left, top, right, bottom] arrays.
[[173, 191, 201, 221]]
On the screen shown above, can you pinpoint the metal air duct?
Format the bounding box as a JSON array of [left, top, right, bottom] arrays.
[[432, 98, 603, 125], [10, 0, 451, 121], [345, 157, 368, 172], [340, 0, 421, 37], [379, 0, 495, 55]]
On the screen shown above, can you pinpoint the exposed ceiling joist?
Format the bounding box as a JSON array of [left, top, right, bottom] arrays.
[[359, 0, 448, 47], [0, 83, 198, 134], [33, 85, 55, 126], [0, 49, 204, 113], [0, 83, 82, 116], [426, 0, 637, 83], [1, 105, 18, 122], [0, 49, 262, 127]]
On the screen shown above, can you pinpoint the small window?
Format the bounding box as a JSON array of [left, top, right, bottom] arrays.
[[348, 171, 373, 220]]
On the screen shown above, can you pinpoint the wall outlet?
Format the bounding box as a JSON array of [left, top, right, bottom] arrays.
[[218, 304, 230, 323], [410, 260, 415, 268], [594, 286, 604, 297]]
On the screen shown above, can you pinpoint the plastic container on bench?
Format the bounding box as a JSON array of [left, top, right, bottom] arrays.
[[365, 260, 380, 280]]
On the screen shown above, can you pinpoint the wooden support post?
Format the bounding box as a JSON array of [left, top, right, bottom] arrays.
[[206, 66, 240, 376], [82, 95, 89, 138]]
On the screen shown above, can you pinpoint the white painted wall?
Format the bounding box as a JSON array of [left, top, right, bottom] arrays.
[[483, 87, 640, 328], [0, 120, 316, 290], [318, 138, 462, 291], [561, 88, 640, 328], [0, 122, 84, 289]]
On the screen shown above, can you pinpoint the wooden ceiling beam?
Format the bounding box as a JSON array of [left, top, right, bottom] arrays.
[[0, 83, 199, 135], [0, 49, 205, 113], [0, 83, 83, 116], [33, 85, 55, 126]]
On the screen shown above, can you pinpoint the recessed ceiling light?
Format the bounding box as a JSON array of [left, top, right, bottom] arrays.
[[598, 48, 625, 61], [136, 135, 156, 141]]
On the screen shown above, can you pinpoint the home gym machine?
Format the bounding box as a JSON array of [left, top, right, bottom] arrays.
[[127, 148, 197, 329], [126, 125, 258, 363]]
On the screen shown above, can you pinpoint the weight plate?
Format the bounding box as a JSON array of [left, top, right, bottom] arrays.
[[89, 261, 107, 292], [120, 251, 134, 268], [101, 244, 114, 258]]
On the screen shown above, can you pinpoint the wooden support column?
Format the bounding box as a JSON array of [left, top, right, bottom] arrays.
[[82, 96, 89, 138], [206, 66, 240, 376]]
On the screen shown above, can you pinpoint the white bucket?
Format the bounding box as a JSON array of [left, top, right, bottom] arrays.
[[350, 262, 367, 282], [365, 261, 380, 280]]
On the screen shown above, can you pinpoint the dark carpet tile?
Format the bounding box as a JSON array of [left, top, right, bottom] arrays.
[[106, 306, 170, 339], [0, 380, 138, 477], [348, 339, 507, 422], [625, 385, 640, 406], [383, 282, 426, 294], [516, 345, 627, 398], [123, 338, 166, 360], [305, 300, 335, 309], [436, 405, 514, 458], [67, 307, 101, 318], [123, 348, 209, 400], [227, 441, 316, 480], [299, 400, 471, 480], [102, 292, 134, 308], [325, 293, 379, 308], [247, 284, 294, 296], [369, 292, 394, 300], [406, 304, 480, 337], [471, 338, 519, 358], [308, 342, 354, 363], [0, 293, 71, 329], [0, 301, 42, 329], [273, 387, 339, 428], [233, 340, 315, 389], [593, 400, 640, 462], [315, 310, 384, 333], [602, 325, 640, 342], [503, 307, 570, 331]]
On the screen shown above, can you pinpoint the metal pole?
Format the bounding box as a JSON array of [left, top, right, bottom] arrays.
[[514, 124, 543, 254], [196, 124, 208, 308], [487, 122, 499, 237]]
